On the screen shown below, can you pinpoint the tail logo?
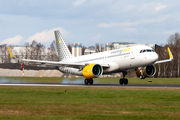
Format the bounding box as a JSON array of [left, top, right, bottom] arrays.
[[54, 30, 73, 61]]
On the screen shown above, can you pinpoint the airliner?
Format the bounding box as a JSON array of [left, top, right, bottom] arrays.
[[7, 30, 173, 85]]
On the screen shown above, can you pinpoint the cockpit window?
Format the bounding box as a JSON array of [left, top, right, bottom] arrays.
[[140, 49, 155, 53]]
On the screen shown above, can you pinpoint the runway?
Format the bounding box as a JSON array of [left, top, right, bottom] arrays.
[[0, 83, 180, 89]]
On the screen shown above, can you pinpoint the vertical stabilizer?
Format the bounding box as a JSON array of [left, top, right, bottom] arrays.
[[54, 30, 72, 61]]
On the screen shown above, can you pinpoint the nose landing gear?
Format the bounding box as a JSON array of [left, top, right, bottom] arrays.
[[139, 67, 145, 79], [140, 75, 145, 79]]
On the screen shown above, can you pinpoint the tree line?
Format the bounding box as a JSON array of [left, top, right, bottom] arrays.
[[155, 32, 180, 77], [0, 40, 59, 64]]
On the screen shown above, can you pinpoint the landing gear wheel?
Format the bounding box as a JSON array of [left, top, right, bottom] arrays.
[[124, 79, 128, 85], [119, 71, 128, 85], [89, 79, 93, 85], [119, 79, 124, 85], [140, 76, 145, 79], [119, 78, 128, 85], [84, 79, 94, 85], [84, 79, 89, 85]]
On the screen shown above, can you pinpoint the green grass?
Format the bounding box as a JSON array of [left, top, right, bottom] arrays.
[[0, 86, 180, 119], [95, 77, 180, 84], [1, 77, 180, 84]]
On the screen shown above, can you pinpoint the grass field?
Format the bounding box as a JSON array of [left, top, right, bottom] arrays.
[[0, 86, 180, 120], [0, 77, 180, 84]]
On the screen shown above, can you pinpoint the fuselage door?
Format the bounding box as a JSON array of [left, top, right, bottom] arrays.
[[103, 55, 107, 62], [131, 49, 135, 59]]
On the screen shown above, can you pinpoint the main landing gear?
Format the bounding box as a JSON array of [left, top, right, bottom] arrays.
[[84, 78, 93, 85], [119, 71, 128, 85]]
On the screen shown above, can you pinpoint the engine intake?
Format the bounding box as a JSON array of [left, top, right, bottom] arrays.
[[136, 65, 156, 78], [82, 64, 103, 78]]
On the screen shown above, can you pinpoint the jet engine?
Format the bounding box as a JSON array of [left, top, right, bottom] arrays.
[[136, 65, 156, 78], [82, 64, 103, 78]]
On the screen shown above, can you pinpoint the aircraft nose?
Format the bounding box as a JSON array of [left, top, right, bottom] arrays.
[[152, 52, 158, 62]]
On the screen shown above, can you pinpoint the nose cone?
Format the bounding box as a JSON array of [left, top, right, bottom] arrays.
[[152, 52, 158, 62]]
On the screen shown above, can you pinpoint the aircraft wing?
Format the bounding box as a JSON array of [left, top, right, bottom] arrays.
[[154, 47, 173, 64], [20, 59, 110, 68], [7, 46, 109, 69], [9, 57, 110, 69]]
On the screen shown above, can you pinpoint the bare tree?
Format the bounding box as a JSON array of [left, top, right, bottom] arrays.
[[95, 43, 100, 52], [165, 32, 180, 77], [0, 44, 15, 63], [100, 43, 104, 52], [24, 42, 31, 59], [48, 40, 58, 61], [30, 40, 37, 60], [36, 42, 45, 60], [67, 44, 72, 53], [29, 40, 45, 60], [82, 46, 86, 55], [0, 44, 6, 63], [155, 46, 169, 77], [175, 32, 180, 47], [88, 46, 95, 50]]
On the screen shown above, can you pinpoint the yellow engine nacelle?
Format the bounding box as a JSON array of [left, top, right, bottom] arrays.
[[136, 65, 156, 78], [82, 64, 103, 78]]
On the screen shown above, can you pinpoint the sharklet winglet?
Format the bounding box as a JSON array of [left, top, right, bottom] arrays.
[[7, 46, 13, 58], [167, 47, 173, 59]]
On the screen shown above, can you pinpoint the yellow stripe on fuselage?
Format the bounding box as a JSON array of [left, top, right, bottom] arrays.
[[123, 48, 131, 52], [7, 46, 13, 58]]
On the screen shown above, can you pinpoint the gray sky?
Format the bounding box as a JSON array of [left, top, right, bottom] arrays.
[[0, 0, 180, 47]]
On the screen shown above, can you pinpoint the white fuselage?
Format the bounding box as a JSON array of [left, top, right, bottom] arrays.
[[59, 45, 158, 76]]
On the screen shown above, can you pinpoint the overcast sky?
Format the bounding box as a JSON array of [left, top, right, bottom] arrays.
[[0, 0, 180, 47]]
